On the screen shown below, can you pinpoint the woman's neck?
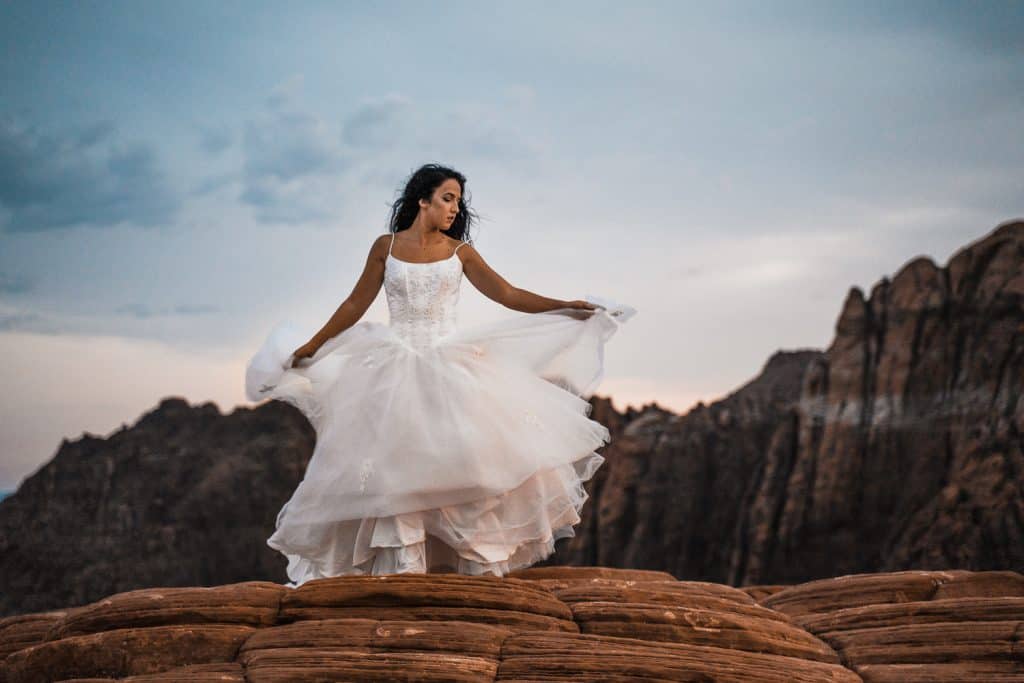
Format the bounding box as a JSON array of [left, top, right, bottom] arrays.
[[403, 222, 446, 246]]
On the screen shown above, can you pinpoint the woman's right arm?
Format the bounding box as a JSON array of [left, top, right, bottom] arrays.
[[294, 235, 389, 360], [459, 243, 597, 315]]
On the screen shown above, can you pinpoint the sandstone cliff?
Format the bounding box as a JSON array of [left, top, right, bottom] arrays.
[[544, 219, 1024, 587], [0, 399, 317, 617]]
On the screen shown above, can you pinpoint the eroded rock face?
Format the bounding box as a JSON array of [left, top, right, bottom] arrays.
[[543, 349, 824, 584], [0, 399, 316, 617], [759, 220, 1024, 584], [3, 567, 1021, 682], [546, 220, 1024, 586]]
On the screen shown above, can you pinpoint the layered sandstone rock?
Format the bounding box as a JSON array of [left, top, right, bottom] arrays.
[[3, 567, 1022, 682], [762, 568, 1024, 682]]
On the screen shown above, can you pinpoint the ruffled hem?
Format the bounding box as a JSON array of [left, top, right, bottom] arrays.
[[268, 451, 604, 587], [276, 524, 573, 588]]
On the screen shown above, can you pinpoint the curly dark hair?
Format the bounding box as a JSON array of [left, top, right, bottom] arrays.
[[387, 163, 479, 243]]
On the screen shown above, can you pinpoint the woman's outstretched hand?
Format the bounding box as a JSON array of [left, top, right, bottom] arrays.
[[557, 300, 602, 320], [289, 341, 320, 369]]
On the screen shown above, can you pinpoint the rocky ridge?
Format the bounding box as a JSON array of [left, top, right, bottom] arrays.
[[546, 219, 1024, 585]]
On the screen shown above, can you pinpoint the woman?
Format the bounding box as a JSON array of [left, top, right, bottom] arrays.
[[245, 163, 636, 587]]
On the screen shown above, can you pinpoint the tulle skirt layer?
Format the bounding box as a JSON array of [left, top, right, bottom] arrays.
[[245, 297, 635, 586], [270, 451, 604, 584]]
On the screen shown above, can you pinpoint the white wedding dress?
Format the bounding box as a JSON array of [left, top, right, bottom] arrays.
[[245, 232, 636, 587]]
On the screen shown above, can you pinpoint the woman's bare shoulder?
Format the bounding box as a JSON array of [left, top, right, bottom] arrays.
[[450, 236, 476, 256], [448, 234, 475, 247], [361, 233, 391, 261]]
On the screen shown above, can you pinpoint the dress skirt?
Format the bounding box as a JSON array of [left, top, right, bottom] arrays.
[[245, 294, 636, 586]]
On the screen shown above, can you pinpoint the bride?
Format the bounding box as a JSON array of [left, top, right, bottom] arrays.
[[245, 163, 636, 587]]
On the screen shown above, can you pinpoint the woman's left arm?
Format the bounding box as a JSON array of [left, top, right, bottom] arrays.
[[460, 244, 597, 314]]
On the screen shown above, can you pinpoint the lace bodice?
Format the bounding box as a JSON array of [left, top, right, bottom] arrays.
[[384, 232, 466, 350]]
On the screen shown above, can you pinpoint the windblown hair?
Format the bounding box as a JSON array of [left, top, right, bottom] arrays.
[[387, 163, 478, 243]]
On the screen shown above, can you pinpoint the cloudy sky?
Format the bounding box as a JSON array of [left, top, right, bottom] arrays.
[[1, 1, 1022, 491]]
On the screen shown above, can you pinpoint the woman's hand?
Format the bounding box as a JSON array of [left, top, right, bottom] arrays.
[[557, 300, 602, 319], [289, 341, 320, 369]]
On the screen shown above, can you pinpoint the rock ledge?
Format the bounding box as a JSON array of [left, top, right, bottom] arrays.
[[2, 566, 1022, 682]]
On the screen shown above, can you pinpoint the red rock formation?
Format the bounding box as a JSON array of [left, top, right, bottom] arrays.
[[761, 568, 1024, 682], [547, 219, 1024, 587], [3, 567, 1021, 681], [764, 220, 1024, 584], [0, 399, 317, 617]]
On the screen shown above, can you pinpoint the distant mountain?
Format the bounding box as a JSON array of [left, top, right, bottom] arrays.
[[0, 398, 318, 617], [0, 491, 10, 502], [0, 219, 1021, 619]]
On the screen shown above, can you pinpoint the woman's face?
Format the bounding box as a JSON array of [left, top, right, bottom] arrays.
[[420, 178, 462, 230]]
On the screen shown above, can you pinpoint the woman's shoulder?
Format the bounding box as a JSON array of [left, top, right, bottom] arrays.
[[371, 231, 471, 251], [369, 233, 394, 260], [448, 235, 476, 259]]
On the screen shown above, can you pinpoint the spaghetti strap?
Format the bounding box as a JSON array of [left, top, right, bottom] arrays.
[[454, 241, 467, 255], [388, 232, 395, 257]]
